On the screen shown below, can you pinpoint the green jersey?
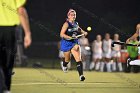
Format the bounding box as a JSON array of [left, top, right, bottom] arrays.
[[127, 41, 139, 58]]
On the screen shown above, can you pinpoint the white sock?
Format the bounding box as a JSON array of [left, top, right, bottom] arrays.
[[118, 62, 123, 71], [112, 62, 116, 71], [60, 61, 63, 68], [4, 90, 10, 93], [90, 62, 95, 70], [100, 62, 105, 72], [95, 62, 100, 71], [67, 62, 71, 69], [83, 61, 86, 70], [106, 62, 112, 72]]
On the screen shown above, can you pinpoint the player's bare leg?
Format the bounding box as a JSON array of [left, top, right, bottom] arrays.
[[71, 44, 85, 81]]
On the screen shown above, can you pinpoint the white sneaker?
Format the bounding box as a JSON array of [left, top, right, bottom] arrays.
[[61, 62, 68, 73], [130, 60, 140, 66], [62, 67, 68, 73], [80, 75, 85, 81], [3, 90, 11, 93]]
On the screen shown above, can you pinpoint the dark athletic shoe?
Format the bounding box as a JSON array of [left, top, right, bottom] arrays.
[[80, 75, 85, 81]]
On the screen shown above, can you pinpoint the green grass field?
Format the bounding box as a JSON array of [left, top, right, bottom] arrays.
[[11, 68, 140, 93]]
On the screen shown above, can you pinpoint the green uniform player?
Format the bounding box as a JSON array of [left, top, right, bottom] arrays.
[[127, 40, 139, 59], [126, 38, 139, 72]]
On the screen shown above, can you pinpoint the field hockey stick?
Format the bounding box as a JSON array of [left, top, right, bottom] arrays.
[[66, 34, 85, 40], [111, 41, 140, 47], [75, 33, 85, 38]]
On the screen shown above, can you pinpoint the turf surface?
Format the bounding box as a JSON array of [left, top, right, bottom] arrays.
[[12, 68, 140, 93]]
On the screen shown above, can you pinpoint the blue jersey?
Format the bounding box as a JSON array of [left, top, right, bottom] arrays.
[[65, 21, 81, 37], [60, 21, 80, 52]]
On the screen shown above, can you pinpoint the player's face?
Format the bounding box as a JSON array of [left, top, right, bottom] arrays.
[[97, 35, 101, 41], [68, 12, 76, 21], [114, 34, 119, 40], [136, 24, 140, 30], [105, 34, 110, 40]]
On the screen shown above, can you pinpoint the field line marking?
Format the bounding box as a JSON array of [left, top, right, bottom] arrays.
[[12, 82, 126, 86], [12, 82, 107, 86]]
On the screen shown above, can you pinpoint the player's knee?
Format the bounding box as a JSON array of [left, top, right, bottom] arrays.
[[61, 58, 65, 62], [75, 58, 82, 62], [73, 45, 80, 51], [76, 61, 83, 66], [65, 58, 70, 62]]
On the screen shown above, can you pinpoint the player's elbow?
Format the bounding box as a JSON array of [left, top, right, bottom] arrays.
[[60, 32, 65, 38], [60, 33, 63, 38], [17, 7, 27, 17]]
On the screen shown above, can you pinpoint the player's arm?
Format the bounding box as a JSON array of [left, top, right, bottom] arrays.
[[126, 32, 138, 44], [60, 22, 72, 40], [126, 24, 140, 44], [17, 6, 31, 48], [78, 27, 88, 36]]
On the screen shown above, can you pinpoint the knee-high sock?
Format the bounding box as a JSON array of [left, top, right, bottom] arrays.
[[82, 61, 86, 70], [100, 62, 105, 72], [118, 62, 123, 71], [112, 62, 116, 71], [106, 62, 112, 72], [67, 62, 71, 69], [63, 61, 69, 67], [90, 62, 95, 70], [95, 62, 100, 71], [76, 61, 83, 76]]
